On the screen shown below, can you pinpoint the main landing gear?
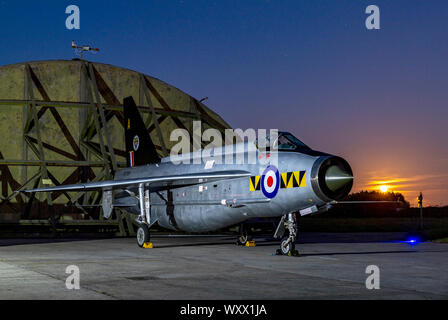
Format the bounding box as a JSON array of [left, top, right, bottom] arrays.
[[274, 213, 300, 256], [136, 183, 153, 248], [236, 223, 253, 246], [137, 223, 150, 247]]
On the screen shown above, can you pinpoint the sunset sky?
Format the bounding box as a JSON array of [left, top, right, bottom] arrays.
[[0, 0, 447, 206]]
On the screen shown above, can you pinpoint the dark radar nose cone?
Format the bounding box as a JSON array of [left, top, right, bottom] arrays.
[[325, 165, 354, 192], [311, 156, 353, 201]]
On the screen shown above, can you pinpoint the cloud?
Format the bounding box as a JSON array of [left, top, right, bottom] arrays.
[[366, 173, 448, 187], [354, 172, 448, 206]]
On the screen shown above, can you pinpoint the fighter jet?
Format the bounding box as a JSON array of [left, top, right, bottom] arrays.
[[22, 97, 353, 255]]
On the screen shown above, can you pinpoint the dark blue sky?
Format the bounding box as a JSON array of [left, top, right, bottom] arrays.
[[0, 0, 447, 205]]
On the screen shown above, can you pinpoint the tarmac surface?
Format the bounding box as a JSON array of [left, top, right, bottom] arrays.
[[0, 232, 447, 300]]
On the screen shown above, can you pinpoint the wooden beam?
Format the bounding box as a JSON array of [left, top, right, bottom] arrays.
[[140, 74, 168, 157], [88, 63, 118, 172]]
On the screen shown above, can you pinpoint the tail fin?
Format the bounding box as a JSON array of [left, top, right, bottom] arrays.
[[123, 96, 161, 166]]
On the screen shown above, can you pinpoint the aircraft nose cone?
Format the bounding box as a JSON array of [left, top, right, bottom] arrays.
[[311, 156, 353, 201], [324, 165, 354, 192]]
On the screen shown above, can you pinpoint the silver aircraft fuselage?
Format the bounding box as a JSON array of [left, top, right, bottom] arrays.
[[114, 145, 353, 233]]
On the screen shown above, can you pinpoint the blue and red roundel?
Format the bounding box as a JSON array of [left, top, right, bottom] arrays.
[[261, 165, 280, 199]]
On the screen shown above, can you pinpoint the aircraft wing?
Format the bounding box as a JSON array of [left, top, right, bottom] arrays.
[[21, 170, 251, 193], [333, 201, 403, 204]]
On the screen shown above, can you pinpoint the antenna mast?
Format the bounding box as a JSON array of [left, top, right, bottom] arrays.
[[71, 41, 100, 59]]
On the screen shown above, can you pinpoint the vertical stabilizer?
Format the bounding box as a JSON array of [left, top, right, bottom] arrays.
[[123, 96, 161, 166]]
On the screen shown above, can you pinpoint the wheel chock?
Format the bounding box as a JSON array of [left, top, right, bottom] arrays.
[[143, 242, 153, 249], [288, 249, 300, 257], [245, 241, 256, 247]]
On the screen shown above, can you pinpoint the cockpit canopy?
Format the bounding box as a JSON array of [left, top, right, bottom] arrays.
[[256, 131, 311, 152]]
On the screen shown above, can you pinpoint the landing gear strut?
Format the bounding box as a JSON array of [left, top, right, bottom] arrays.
[[275, 213, 299, 256], [136, 183, 152, 248]]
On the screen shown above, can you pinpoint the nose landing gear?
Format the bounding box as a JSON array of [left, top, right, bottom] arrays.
[[274, 213, 300, 256]]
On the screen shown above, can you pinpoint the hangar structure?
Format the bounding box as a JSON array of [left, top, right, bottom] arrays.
[[0, 60, 230, 235]]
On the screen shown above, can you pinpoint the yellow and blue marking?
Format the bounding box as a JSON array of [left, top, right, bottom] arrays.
[[250, 170, 306, 194]]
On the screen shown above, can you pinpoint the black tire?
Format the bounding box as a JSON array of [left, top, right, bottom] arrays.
[[237, 223, 253, 245], [280, 234, 297, 255], [237, 234, 253, 246], [280, 236, 292, 255], [136, 224, 150, 248]]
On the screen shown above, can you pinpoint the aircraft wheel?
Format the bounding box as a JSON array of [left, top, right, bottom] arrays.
[[136, 224, 150, 248], [237, 234, 253, 246], [280, 236, 292, 255], [279, 238, 300, 256], [236, 224, 253, 246]]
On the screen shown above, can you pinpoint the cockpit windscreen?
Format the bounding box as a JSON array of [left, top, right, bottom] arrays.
[[256, 132, 310, 152]]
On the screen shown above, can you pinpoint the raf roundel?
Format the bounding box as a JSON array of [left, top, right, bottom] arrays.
[[133, 135, 140, 151], [261, 165, 280, 199]]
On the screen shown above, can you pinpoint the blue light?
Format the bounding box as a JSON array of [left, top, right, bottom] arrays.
[[384, 236, 422, 245], [406, 237, 419, 245]]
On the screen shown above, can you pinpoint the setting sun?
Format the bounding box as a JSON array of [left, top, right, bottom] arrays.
[[379, 185, 389, 193]]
